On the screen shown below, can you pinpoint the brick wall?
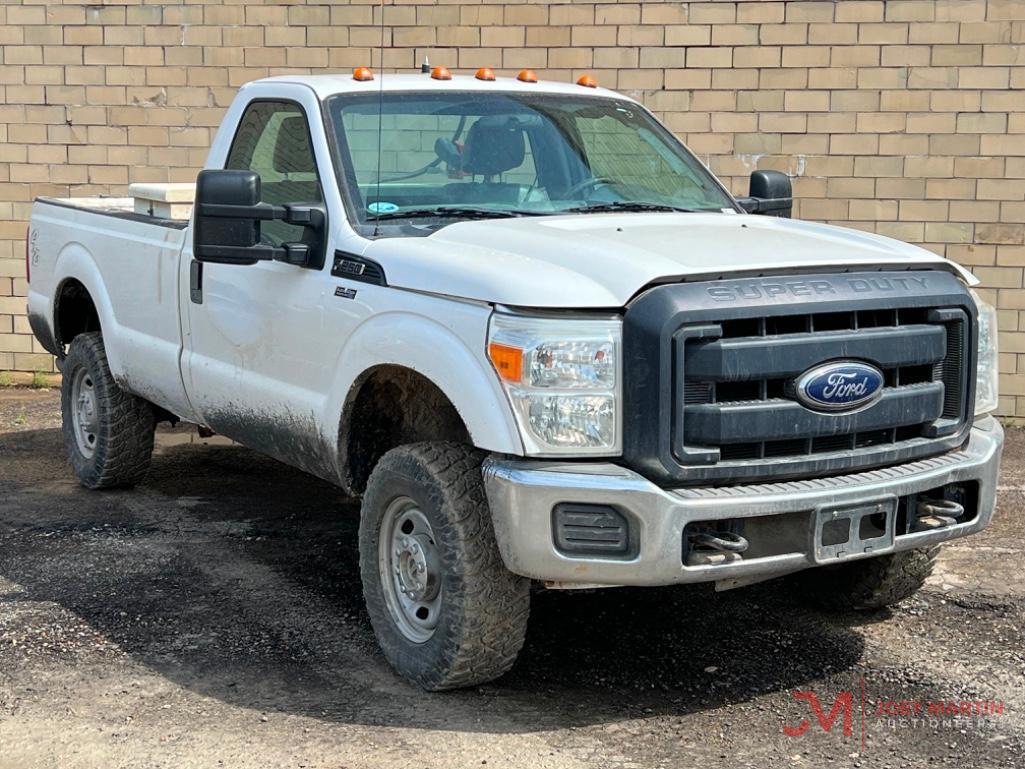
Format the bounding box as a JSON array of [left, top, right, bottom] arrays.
[[1, 0, 1024, 414]]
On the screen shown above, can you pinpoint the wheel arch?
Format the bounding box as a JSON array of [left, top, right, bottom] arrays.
[[53, 277, 101, 352], [327, 312, 523, 495], [337, 365, 471, 494], [51, 243, 118, 360]]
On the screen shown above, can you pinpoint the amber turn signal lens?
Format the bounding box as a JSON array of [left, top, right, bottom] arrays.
[[576, 74, 598, 88], [475, 67, 496, 81], [488, 343, 524, 383], [431, 66, 452, 81], [353, 67, 374, 82], [516, 69, 538, 83]]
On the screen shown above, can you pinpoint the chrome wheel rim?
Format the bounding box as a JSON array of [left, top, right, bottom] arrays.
[[71, 368, 99, 459], [379, 496, 442, 643]]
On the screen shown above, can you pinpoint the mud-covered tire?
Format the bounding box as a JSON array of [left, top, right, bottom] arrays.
[[60, 332, 155, 489], [795, 546, 941, 611], [359, 442, 530, 690]]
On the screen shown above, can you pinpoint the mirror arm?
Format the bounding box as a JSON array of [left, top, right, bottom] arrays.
[[735, 196, 759, 213], [197, 201, 286, 221], [191, 243, 282, 265], [195, 242, 311, 266], [197, 201, 325, 228], [736, 196, 792, 213], [274, 242, 312, 266], [281, 203, 326, 230]]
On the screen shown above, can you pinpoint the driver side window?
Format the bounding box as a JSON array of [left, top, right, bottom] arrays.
[[226, 101, 323, 246]]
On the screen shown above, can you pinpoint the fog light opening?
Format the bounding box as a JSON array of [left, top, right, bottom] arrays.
[[552, 503, 634, 558]]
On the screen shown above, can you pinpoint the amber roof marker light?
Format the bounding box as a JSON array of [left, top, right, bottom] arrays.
[[475, 67, 496, 81], [431, 66, 452, 81], [353, 67, 374, 82], [576, 74, 598, 88], [516, 69, 539, 83]]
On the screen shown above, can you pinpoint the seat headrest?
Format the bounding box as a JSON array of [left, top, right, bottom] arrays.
[[460, 116, 526, 177], [272, 116, 315, 174]]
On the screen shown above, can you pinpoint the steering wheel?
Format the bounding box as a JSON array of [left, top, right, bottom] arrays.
[[561, 176, 616, 199]]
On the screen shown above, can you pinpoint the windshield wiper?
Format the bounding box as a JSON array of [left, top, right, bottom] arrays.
[[368, 206, 547, 222], [559, 201, 705, 214]]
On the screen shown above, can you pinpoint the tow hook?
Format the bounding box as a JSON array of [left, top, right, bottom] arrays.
[[912, 499, 964, 532], [685, 530, 749, 567]]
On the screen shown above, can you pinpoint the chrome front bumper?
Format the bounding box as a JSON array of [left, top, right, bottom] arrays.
[[482, 419, 1003, 588]]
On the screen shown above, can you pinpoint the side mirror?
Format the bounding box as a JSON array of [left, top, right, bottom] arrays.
[[194, 170, 261, 264], [193, 169, 327, 268], [736, 170, 793, 218]]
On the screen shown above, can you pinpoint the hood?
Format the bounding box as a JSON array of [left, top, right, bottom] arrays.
[[364, 213, 972, 308]]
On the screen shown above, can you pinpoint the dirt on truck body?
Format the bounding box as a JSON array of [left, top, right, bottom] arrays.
[[0, 389, 1023, 769]]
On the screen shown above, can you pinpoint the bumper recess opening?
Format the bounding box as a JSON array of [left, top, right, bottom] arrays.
[[680, 480, 981, 568], [552, 503, 634, 558]]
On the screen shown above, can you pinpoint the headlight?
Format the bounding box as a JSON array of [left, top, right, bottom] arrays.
[[487, 313, 621, 455], [972, 289, 999, 417]]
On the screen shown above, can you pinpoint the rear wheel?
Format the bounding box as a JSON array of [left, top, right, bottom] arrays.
[[794, 546, 941, 611], [359, 442, 530, 690], [61, 332, 155, 489]]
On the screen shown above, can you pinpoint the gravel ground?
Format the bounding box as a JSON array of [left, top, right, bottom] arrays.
[[0, 388, 1023, 768]]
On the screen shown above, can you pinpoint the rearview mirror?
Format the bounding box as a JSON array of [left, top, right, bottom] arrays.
[[193, 169, 327, 268], [736, 170, 793, 218]]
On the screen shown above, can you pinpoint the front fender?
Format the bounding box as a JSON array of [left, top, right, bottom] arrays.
[[323, 309, 524, 458]]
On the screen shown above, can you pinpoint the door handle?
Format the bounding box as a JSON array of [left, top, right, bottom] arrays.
[[190, 259, 203, 304]]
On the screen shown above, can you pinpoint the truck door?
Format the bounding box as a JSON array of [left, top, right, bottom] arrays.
[[181, 95, 342, 481]]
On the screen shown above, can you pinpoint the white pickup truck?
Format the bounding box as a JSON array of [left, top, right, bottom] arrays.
[[27, 70, 1002, 690]]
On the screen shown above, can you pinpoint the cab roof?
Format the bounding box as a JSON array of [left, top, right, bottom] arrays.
[[248, 72, 636, 102]]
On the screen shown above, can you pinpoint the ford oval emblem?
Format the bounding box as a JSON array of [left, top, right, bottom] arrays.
[[795, 361, 884, 412]]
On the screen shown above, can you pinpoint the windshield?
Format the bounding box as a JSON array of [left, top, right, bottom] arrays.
[[325, 91, 737, 229]]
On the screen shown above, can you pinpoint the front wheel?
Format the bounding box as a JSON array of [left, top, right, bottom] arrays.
[[60, 332, 155, 489], [359, 442, 530, 690]]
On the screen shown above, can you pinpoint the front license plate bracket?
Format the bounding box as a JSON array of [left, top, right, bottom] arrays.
[[813, 496, 897, 564]]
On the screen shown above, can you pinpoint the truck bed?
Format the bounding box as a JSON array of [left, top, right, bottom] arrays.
[[27, 197, 195, 421]]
